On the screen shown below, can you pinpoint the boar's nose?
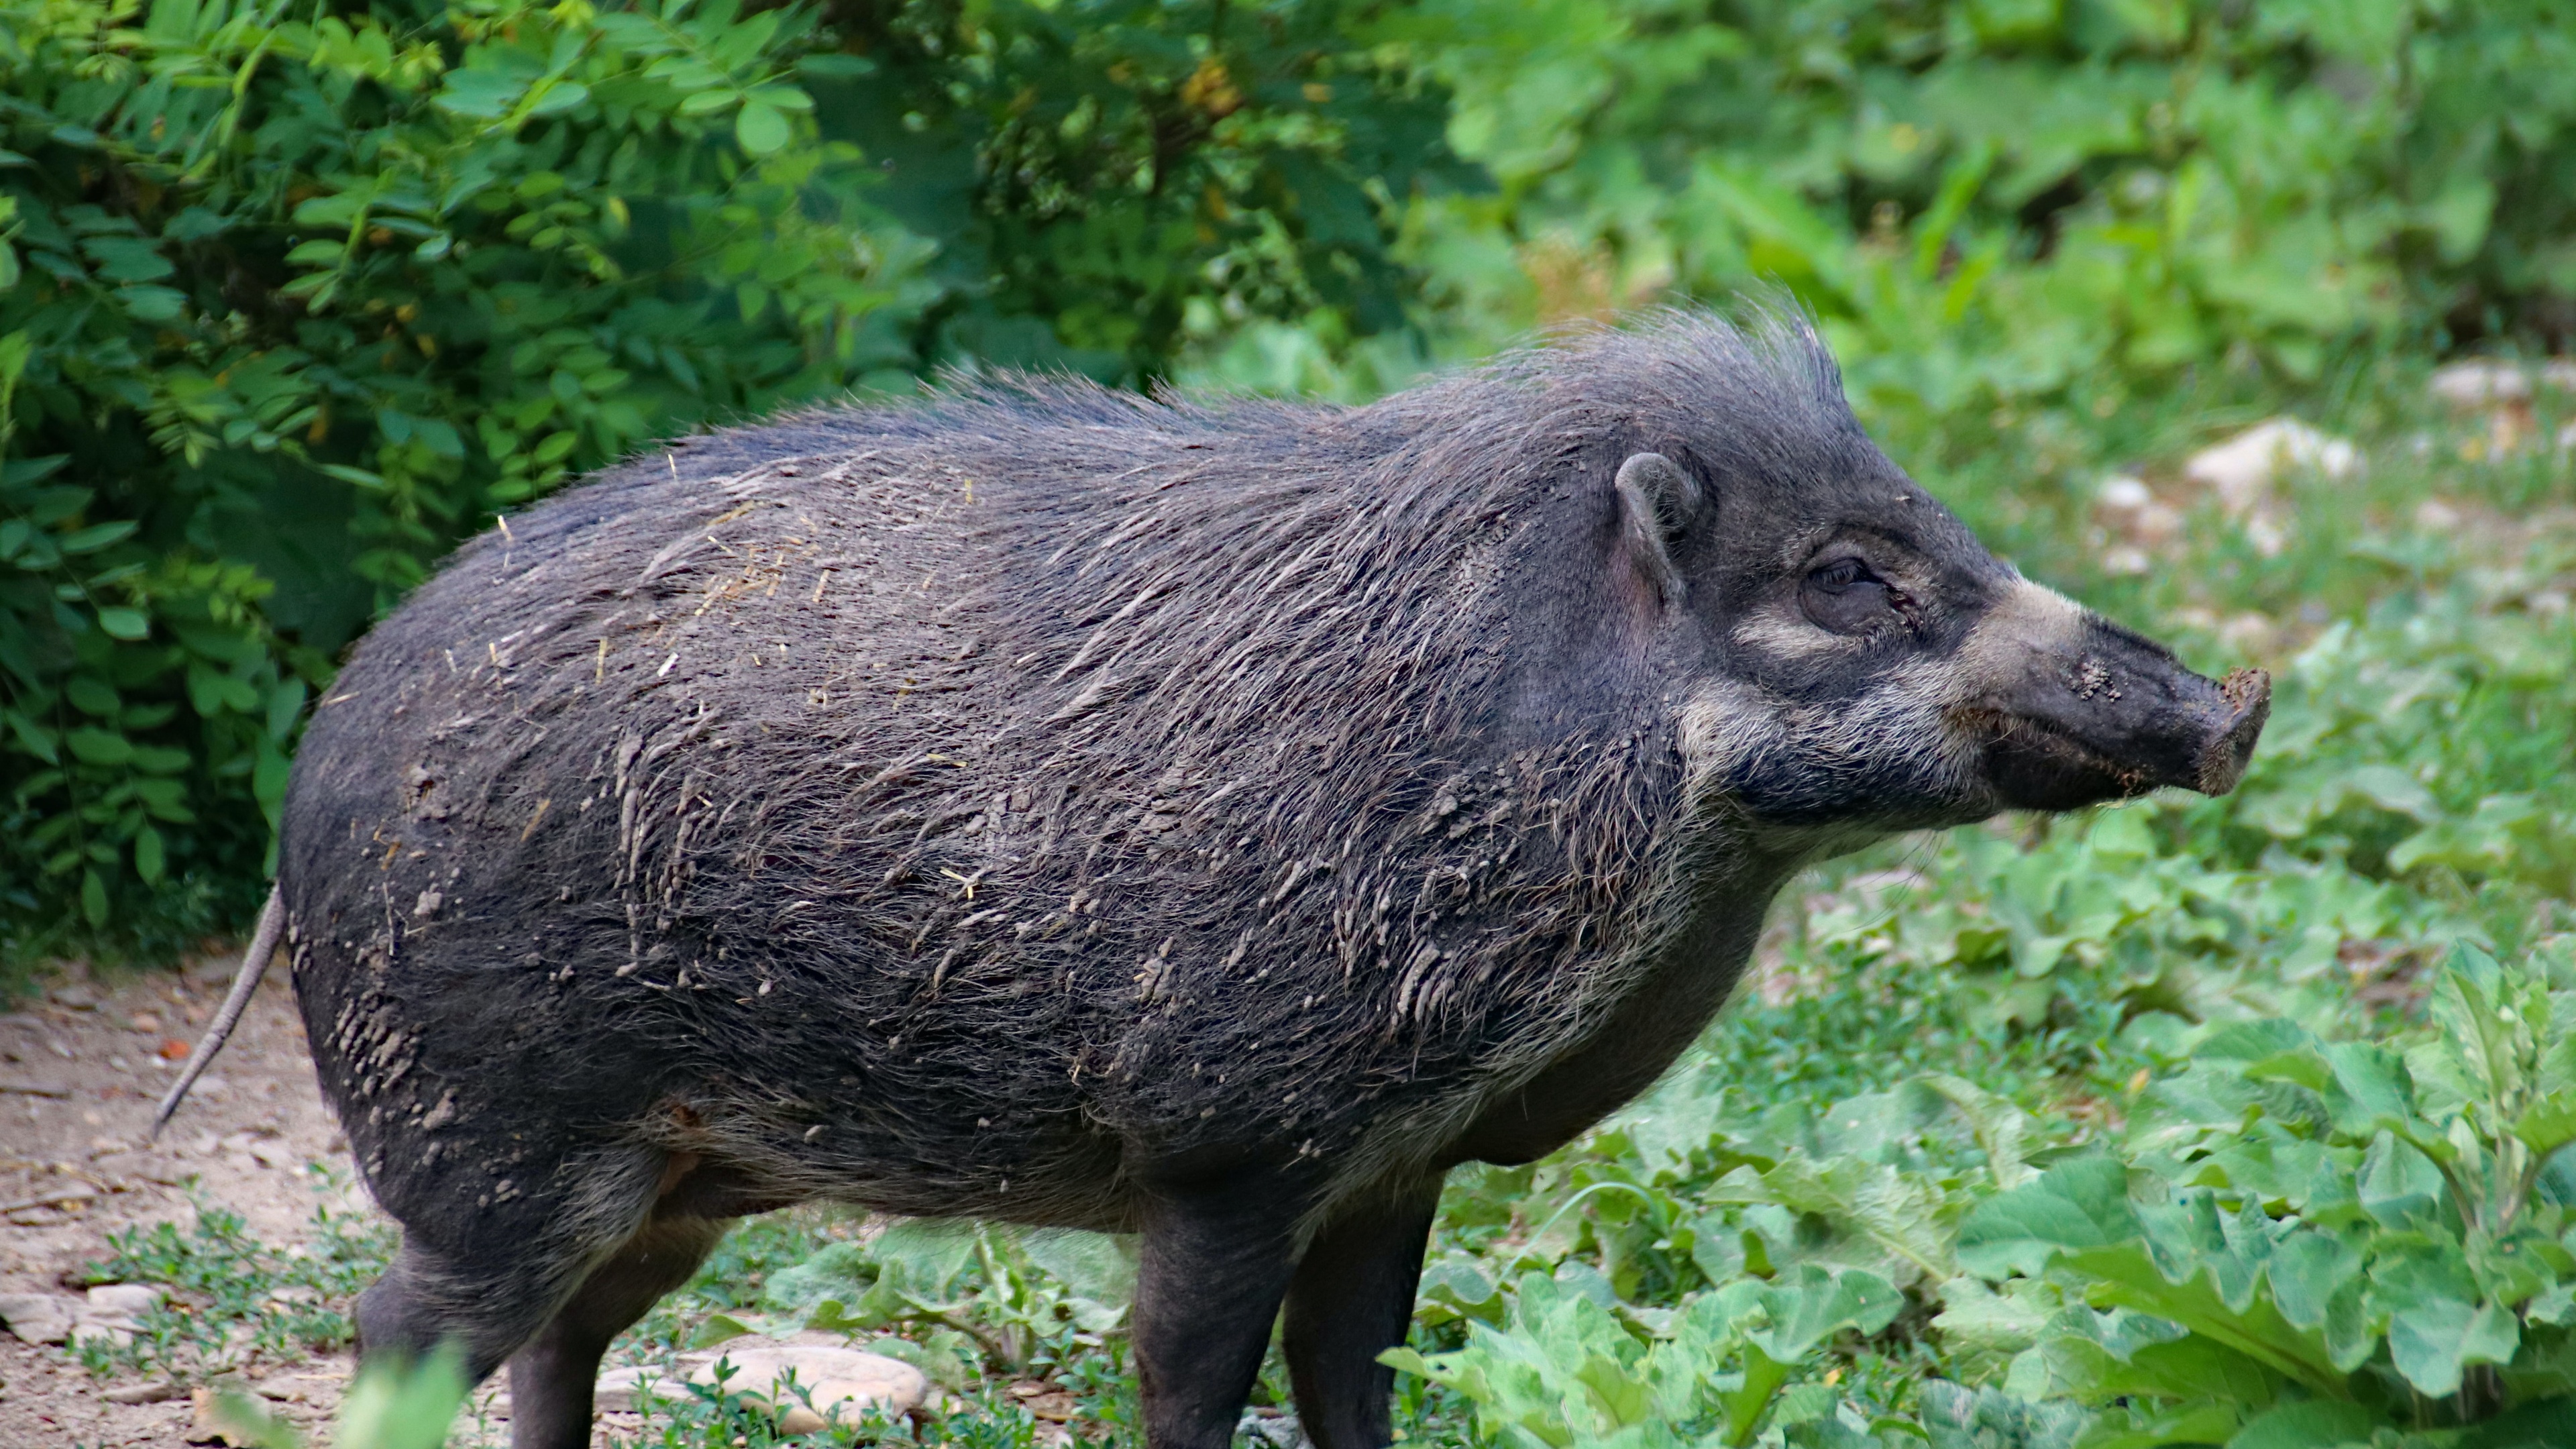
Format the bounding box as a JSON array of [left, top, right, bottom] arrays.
[[1961, 592, 2271, 812], [2189, 665, 2271, 795]]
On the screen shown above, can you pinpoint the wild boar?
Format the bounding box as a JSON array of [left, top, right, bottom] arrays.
[[163, 311, 2267, 1449]]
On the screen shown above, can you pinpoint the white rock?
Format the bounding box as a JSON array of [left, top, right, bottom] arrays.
[[2183, 419, 2361, 514], [2096, 474, 2155, 511], [595, 1364, 694, 1412], [2430, 360, 2532, 407], [106, 1379, 183, 1404], [2102, 545, 2152, 576], [87, 1283, 164, 1320], [687, 1342, 928, 1428], [0, 1291, 78, 1345]]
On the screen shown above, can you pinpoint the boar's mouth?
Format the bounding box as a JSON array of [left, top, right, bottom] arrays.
[[1953, 661, 2271, 814]]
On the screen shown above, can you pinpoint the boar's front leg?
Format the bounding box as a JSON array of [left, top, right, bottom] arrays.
[[1283, 1177, 1444, 1449], [1131, 1171, 1308, 1449], [506, 1212, 729, 1449]]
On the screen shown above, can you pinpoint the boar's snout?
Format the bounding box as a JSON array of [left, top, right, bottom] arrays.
[[1955, 584, 2271, 812]]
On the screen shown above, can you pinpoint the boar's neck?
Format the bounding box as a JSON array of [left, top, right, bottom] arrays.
[[1440, 826, 1807, 1169]]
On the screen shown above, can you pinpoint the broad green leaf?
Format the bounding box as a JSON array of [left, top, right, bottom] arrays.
[[2263, 1232, 2361, 1332], [2318, 1042, 2418, 1140], [2055, 1240, 2347, 1396], [1712, 1153, 1960, 1283], [1016, 1228, 1136, 1305], [2384, 1296, 2517, 1398], [2356, 1132, 2448, 1229], [66, 727, 134, 765], [58, 520, 138, 553], [1925, 1074, 2039, 1189], [2513, 1089, 2576, 1157], [869, 1219, 977, 1301], [735, 101, 790, 154], [1715, 1264, 1903, 1362], [2037, 1330, 2279, 1410], [2226, 1399, 2389, 1449], [1955, 1157, 2137, 1279]]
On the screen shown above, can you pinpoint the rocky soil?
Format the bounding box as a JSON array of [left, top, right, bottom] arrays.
[[0, 951, 416, 1446]]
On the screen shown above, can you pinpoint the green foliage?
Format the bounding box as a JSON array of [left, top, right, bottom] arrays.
[[210, 1343, 469, 1449], [832, 0, 1474, 384], [76, 1190, 396, 1380], [1943, 943, 2576, 1444], [0, 0, 1458, 975], [0, 0, 927, 963], [1368, 0, 2576, 435], [1386, 1263, 1904, 1448]]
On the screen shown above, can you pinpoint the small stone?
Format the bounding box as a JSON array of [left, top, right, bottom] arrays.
[[1009, 1380, 1081, 1422], [2183, 418, 2361, 515], [70, 1320, 136, 1350], [1238, 1411, 1306, 1449], [594, 1365, 692, 1412], [0, 1291, 78, 1344], [107, 1379, 183, 1404], [686, 1342, 928, 1428], [88, 1283, 164, 1320], [2429, 359, 2532, 407], [190, 1387, 226, 1442], [2096, 474, 2153, 511]]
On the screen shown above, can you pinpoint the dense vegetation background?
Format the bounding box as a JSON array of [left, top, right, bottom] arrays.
[[4, 0, 2571, 964], [9, 1, 2576, 1445]]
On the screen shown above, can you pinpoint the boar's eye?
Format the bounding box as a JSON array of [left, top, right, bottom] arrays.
[[1801, 557, 1894, 632]]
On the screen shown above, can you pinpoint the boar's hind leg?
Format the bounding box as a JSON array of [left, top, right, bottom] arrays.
[[1131, 1175, 1309, 1449], [1282, 1179, 1443, 1449], [506, 1212, 729, 1449]]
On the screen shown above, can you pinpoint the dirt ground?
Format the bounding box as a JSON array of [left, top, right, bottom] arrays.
[[0, 949, 538, 1446]]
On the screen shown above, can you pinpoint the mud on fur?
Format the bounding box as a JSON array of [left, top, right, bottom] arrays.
[[167, 309, 2269, 1449]]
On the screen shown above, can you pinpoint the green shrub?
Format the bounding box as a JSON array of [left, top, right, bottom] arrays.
[[1375, 0, 2576, 438], [0, 0, 1457, 972], [0, 0, 929, 963], [1943, 942, 2576, 1446]]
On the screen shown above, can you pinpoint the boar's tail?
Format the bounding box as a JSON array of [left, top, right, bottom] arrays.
[[150, 887, 285, 1141]]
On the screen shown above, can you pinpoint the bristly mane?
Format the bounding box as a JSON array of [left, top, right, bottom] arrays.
[[286, 309, 1860, 1226]]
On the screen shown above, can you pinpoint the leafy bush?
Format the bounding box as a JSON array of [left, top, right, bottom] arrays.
[[0, 0, 1454, 971], [78, 1193, 395, 1380], [1943, 941, 2576, 1446], [1342, 943, 2576, 1449], [1389, 1262, 1903, 1448], [832, 0, 1474, 384], [0, 0, 926, 959], [11, 0, 2576, 970], [1373, 0, 2576, 431]]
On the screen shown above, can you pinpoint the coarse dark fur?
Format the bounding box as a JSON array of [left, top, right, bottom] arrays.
[[278, 311, 2267, 1448]]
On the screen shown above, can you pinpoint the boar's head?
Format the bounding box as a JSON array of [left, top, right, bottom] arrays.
[[1571, 316, 2270, 840]]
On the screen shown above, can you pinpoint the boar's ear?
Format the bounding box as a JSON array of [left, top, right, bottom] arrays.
[[1613, 451, 1702, 608]]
